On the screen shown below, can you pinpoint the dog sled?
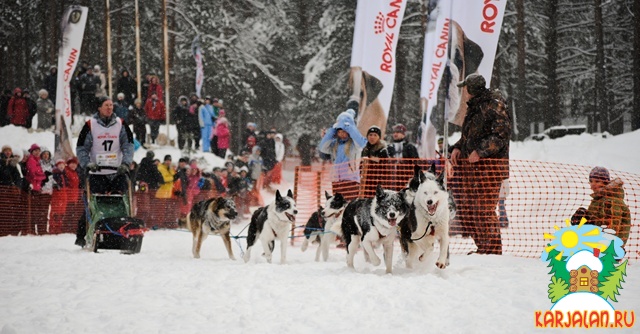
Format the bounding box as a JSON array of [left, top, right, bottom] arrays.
[[84, 167, 145, 254]]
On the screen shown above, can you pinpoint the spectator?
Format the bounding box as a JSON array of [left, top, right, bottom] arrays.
[[260, 130, 277, 173], [1, 89, 13, 126], [17, 150, 29, 191], [156, 154, 175, 199], [198, 97, 215, 152], [449, 74, 510, 255], [172, 96, 190, 150], [128, 98, 147, 146], [136, 151, 163, 191], [361, 125, 389, 195], [140, 74, 151, 103], [387, 123, 419, 159], [78, 67, 101, 115], [186, 95, 202, 151], [147, 75, 163, 102], [175, 157, 190, 214], [22, 89, 38, 130], [116, 69, 137, 105], [39, 148, 55, 194], [245, 135, 257, 154], [318, 108, 367, 201], [248, 146, 265, 206], [210, 167, 227, 195], [93, 65, 107, 98], [234, 149, 251, 170], [50, 159, 68, 234], [36, 89, 55, 131], [270, 133, 285, 184], [296, 133, 314, 167], [64, 157, 82, 207], [7, 88, 30, 128], [25, 144, 47, 192], [229, 166, 252, 216], [213, 109, 230, 158], [144, 92, 166, 145], [114, 93, 129, 120], [387, 123, 419, 189], [184, 159, 202, 214], [43, 66, 58, 106], [0, 145, 22, 187], [76, 96, 134, 195], [243, 122, 257, 146], [572, 167, 631, 246]]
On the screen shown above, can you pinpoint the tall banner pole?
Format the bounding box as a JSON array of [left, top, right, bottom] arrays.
[[192, 35, 204, 98], [162, 0, 171, 139], [54, 6, 89, 161], [135, 0, 141, 100], [349, 0, 407, 136]]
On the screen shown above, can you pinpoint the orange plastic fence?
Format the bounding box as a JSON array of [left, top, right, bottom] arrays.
[[292, 158, 639, 261], [0, 187, 219, 236]]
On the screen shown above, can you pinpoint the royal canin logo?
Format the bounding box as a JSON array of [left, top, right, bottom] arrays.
[[378, 0, 403, 73], [374, 12, 385, 34]]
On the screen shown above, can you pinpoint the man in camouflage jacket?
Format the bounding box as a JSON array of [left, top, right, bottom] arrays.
[[450, 74, 511, 255], [572, 167, 631, 246]]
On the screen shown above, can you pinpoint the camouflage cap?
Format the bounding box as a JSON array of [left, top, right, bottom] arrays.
[[457, 74, 486, 95]]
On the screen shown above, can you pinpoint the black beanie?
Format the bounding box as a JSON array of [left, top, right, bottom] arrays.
[[367, 126, 382, 137]]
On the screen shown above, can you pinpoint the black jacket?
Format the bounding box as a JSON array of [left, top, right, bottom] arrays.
[[387, 139, 419, 159]]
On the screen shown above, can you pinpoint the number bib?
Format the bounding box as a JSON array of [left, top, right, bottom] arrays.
[[89, 118, 123, 174]]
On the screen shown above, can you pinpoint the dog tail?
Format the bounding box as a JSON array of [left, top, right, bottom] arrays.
[[177, 217, 188, 229]]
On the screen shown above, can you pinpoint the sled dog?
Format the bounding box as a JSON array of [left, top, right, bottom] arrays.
[[244, 189, 298, 264], [334, 185, 408, 274], [179, 197, 238, 259], [400, 164, 455, 269], [301, 191, 348, 261]]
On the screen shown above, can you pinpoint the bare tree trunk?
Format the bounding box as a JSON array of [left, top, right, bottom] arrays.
[[633, 0, 640, 130], [115, 0, 123, 69], [515, 0, 527, 138], [545, 0, 560, 130], [594, 0, 606, 132]]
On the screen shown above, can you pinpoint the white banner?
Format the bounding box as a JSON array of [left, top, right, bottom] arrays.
[[446, 0, 507, 126], [192, 35, 204, 98], [349, 0, 407, 136], [419, 0, 508, 157], [419, 0, 451, 158], [55, 6, 88, 161]]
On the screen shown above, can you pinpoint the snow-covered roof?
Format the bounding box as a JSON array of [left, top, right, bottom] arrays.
[[565, 250, 603, 271]]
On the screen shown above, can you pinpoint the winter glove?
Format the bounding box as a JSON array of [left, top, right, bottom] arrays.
[[571, 207, 587, 225], [86, 163, 101, 172], [117, 163, 129, 175]]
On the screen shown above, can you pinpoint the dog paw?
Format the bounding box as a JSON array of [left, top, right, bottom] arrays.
[[435, 261, 448, 269], [371, 257, 381, 266], [229, 256, 236, 261]]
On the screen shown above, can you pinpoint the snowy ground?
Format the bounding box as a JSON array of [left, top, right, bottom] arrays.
[[1, 124, 640, 333]]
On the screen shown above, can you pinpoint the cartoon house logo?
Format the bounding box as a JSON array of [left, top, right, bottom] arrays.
[[536, 217, 635, 329]]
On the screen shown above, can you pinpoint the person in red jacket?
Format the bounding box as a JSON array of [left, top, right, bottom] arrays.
[[147, 75, 163, 102], [7, 88, 30, 128], [213, 109, 231, 158], [25, 143, 47, 192], [50, 159, 69, 234], [144, 92, 166, 145]]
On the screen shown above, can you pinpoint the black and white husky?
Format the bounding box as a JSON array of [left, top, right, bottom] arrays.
[[333, 185, 408, 274], [400, 164, 455, 269], [301, 191, 348, 262], [243, 189, 298, 264]]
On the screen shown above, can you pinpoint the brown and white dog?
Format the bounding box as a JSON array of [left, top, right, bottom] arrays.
[[179, 197, 238, 259]]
